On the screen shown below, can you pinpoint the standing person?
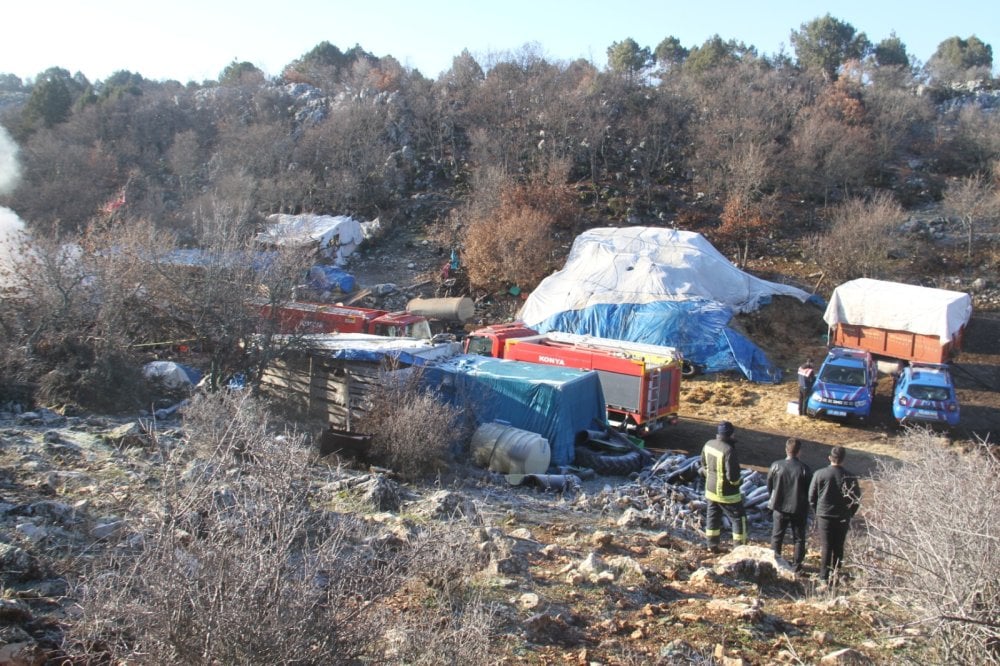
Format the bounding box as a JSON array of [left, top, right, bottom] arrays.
[[700, 421, 748, 553], [809, 446, 861, 586], [797, 358, 816, 416], [767, 438, 813, 572]]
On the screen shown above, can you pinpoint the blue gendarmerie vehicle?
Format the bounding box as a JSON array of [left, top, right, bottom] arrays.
[[892, 363, 960, 427], [806, 347, 878, 421]]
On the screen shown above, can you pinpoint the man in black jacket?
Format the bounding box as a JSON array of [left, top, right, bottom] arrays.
[[700, 421, 747, 553], [767, 438, 812, 572], [797, 358, 816, 416], [809, 446, 861, 584]]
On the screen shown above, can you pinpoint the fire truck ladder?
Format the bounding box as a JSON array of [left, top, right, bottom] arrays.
[[645, 366, 662, 419]]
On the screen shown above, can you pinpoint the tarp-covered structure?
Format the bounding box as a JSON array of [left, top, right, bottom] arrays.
[[420, 355, 607, 467], [823, 278, 972, 343], [283, 333, 461, 367], [257, 214, 365, 265], [517, 227, 812, 382]]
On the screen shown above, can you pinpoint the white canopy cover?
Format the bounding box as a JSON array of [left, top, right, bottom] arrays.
[[257, 214, 364, 265], [823, 278, 972, 343], [518, 226, 810, 326]]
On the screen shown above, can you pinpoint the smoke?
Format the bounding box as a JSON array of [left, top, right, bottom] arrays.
[[0, 124, 20, 195], [1, 125, 28, 289]]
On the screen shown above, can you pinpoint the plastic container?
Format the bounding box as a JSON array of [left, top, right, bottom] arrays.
[[471, 422, 550, 474]]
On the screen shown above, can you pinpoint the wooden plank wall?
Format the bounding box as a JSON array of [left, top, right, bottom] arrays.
[[260, 353, 387, 429]]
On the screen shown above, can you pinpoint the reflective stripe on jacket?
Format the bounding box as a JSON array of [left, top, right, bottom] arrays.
[[702, 437, 742, 504]]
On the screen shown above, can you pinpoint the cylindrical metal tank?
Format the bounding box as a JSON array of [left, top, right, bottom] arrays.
[[406, 296, 475, 322], [471, 422, 550, 474]]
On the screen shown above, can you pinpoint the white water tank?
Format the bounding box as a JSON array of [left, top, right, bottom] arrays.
[[471, 422, 550, 474]]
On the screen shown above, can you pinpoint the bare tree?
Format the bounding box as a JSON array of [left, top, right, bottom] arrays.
[[943, 172, 1000, 260]]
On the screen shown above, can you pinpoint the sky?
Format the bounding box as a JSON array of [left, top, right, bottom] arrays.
[[3, 0, 999, 84]]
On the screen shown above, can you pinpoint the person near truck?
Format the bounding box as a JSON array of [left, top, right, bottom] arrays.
[[797, 358, 816, 416], [700, 421, 748, 553], [767, 437, 812, 572], [808, 445, 861, 586]]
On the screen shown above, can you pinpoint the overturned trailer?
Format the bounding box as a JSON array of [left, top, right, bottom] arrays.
[[259, 334, 460, 428]]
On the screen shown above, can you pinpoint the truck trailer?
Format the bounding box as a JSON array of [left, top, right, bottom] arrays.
[[463, 324, 682, 434], [823, 278, 972, 364], [258, 300, 432, 339]]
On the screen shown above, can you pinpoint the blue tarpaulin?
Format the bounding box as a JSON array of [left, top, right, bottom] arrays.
[[419, 355, 607, 467], [529, 299, 784, 383]]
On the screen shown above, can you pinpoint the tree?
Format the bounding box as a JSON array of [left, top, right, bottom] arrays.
[[24, 68, 79, 128], [220, 61, 265, 86], [790, 14, 870, 81], [942, 172, 1000, 260], [926, 35, 994, 86], [653, 36, 689, 76], [607, 38, 651, 82], [683, 35, 756, 74], [873, 33, 909, 68]]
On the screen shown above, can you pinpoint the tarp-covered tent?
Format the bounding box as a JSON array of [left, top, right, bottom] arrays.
[[420, 355, 607, 467], [823, 278, 972, 343], [257, 214, 365, 266], [517, 227, 812, 382]]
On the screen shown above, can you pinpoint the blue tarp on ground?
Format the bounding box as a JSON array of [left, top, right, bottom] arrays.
[[419, 355, 607, 467]]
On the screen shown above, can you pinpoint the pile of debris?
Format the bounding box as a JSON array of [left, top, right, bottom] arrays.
[[567, 452, 773, 538]]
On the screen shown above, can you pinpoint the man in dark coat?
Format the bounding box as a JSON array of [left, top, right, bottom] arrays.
[[767, 437, 812, 572], [700, 421, 747, 553], [797, 358, 816, 416], [808, 446, 861, 584]]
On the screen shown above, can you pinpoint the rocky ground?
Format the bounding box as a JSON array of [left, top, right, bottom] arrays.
[[0, 405, 929, 665]]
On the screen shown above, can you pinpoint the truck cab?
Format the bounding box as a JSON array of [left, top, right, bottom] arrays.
[[369, 311, 432, 339], [463, 323, 538, 357]]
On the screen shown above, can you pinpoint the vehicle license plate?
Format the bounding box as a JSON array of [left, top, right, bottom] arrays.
[[916, 410, 937, 418], [828, 410, 847, 417]]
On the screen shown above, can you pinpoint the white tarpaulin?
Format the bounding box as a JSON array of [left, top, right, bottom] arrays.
[[518, 227, 810, 325], [823, 278, 972, 343], [257, 214, 365, 265]]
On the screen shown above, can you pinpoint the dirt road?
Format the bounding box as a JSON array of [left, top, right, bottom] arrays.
[[649, 311, 1000, 480]]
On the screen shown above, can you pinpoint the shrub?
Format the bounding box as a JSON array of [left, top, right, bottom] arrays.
[[856, 428, 1000, 664], [356, 370, 467, 480], [65, 391, 496, 664], [811, 191, 904, 284], [455, 172, 569, 293]]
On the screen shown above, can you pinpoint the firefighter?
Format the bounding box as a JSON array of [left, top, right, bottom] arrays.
[[700, 421, 748, 553], [797, 358, 816, 416]]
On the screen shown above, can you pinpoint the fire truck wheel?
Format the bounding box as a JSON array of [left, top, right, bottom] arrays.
[[573, 446, 645, 476]]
